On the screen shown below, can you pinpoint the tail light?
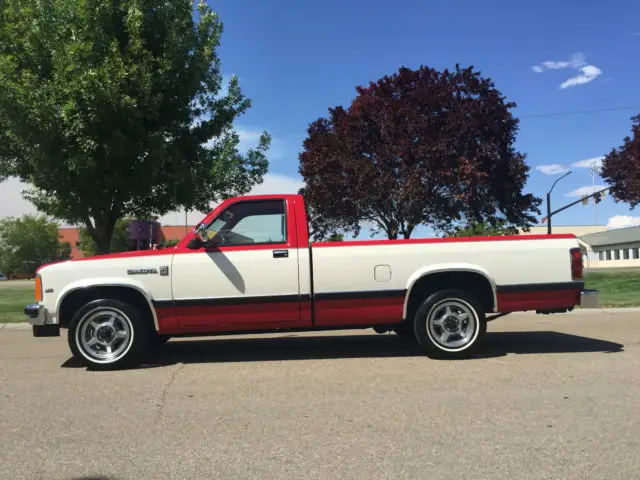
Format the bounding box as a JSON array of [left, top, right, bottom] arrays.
[[570, 248, 583, 280], [35, 275, 43, 302]]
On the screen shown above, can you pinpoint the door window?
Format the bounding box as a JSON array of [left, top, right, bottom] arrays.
[[203, 199, 287, 246]]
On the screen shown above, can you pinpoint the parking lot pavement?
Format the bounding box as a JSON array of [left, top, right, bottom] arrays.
[[1, 312, 639, 480]]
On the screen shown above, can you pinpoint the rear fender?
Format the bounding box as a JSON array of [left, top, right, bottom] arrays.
[[403, 263, 498, 317]]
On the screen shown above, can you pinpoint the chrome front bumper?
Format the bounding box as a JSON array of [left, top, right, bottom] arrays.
[[580, 289, 600, 308], [24, 303, 46, 325], [24, 303, 60, 337]]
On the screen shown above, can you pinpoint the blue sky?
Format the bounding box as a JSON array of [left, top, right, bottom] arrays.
[[2, 0, 640, 235], [207, 0, 640, 234]]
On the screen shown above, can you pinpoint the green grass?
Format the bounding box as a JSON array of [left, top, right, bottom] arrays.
[[583, 271, 640, 307], [0, 271, 637, 324], [0, 280, 35, 323]]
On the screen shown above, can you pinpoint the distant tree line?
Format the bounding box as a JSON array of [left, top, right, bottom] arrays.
[[0, 216, 70, 277]]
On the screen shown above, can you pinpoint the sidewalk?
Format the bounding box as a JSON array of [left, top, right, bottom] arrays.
[[1, 323, 33, 330]]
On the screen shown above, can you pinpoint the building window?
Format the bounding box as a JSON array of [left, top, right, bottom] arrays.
[[633, 248, 640, 260], [623, 249, 630, 260], [606, 250, 612, 261], [598, 250, 605, 261], [614, 250, 620, 260]]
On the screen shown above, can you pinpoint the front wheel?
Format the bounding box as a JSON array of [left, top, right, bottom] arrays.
[[68, 299, 150, 370], [413, 289, 486, 359]]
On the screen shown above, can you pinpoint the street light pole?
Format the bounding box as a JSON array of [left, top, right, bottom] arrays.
[[546, 170, 572, 234]]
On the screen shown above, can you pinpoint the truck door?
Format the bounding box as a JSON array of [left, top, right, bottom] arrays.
[[170, 198, 305, 329]]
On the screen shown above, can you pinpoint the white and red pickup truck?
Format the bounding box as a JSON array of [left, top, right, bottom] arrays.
[[25, 193, 598, 369]]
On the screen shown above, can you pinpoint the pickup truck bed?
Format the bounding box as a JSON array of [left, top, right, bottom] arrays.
[[25, 193, 598, 370]]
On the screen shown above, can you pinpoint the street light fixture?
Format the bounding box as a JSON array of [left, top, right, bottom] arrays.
[[546, 170, 572, 234]]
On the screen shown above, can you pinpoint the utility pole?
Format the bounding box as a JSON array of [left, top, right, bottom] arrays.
[[546, 170, 572, 234], [591, 162, 598, 225]]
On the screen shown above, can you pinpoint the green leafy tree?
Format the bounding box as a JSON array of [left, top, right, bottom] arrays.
[[161, 239, 181, 248], [327, 232, 344, 242], [0, 0, 269, 254], [78, 218, 131, 256], [448, 220, 512, 238], [0, 216, 71, 277]]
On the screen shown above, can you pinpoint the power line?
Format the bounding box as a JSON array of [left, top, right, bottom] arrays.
[[519, 106, 640, 119], [264, 106, 640, 137]]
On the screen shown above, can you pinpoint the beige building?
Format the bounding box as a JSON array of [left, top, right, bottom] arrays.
[[578, 226, 640, 269], [517, 224, 640, 270]]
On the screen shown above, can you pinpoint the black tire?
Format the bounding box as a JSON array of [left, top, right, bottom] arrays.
[[412, 289, 486, 359], [67, 298, 151, 370]]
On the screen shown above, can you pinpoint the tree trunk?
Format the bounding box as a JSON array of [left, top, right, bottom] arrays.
[[83, 213, 117, 255], [401, 222, 416, 239]]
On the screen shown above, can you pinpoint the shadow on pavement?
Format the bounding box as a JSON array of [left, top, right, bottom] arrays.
[[477, 331, 624, 358], [61, 330, 624, 370]]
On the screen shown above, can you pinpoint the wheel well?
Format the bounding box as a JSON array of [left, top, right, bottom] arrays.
[[405, 271, 495, 321], [58, 286, 156, 329]]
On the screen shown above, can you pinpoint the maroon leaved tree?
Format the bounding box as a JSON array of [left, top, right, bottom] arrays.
[[298, 65, 542, 240], [601, 114, 640, 208]]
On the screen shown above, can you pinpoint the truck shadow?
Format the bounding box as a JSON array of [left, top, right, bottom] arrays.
[[61, 330, 624, 369]]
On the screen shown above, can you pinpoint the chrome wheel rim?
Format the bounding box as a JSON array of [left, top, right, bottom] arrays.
[[76, 307, 134, 364], [427, 299, 478, 350]]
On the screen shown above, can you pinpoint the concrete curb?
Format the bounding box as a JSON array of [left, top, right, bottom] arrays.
[[2, 323, 32, 330], [515, 307, 640, 315]]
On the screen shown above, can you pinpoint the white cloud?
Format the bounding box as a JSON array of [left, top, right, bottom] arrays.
[[205, 124, 285, 162], [238, 125, 286, 162], [536, 156, 603, 176], [606, 215, 640, 229], [560, 65, 602, 89], [565, 185, 607, 197], [2, 173, 304, 227], [533, 52, 586, 72], [0, 178, 41, 219], [536, 164, 570, 175], [236, 127, 263, 151], [571, 155, 604, 171], [247, 172, 303, 196], [159, 173, 303, 225], [532, 52, 602, 89]]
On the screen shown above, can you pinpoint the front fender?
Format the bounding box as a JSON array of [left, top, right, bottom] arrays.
[[403, 263, 498, 317], [55, 277, 159, 330]]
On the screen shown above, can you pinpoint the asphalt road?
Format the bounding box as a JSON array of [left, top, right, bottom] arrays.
[[1, 311, 639, 480]]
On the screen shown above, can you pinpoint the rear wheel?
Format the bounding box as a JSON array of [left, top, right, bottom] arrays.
[[68, 299, 150, 370], [413, 289, 486, 359]]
